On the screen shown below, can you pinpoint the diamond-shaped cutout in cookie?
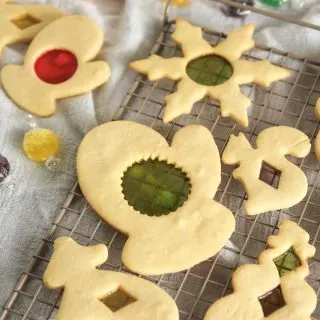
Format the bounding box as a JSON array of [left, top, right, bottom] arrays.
[[258, 285, 286, 317], [259, 161, 281, 189], [10, 13, 41, 30], [273, 246, 301, 277], [100, 287, 137, 312]]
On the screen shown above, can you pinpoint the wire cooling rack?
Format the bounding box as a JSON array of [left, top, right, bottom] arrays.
[[2, 16, 320, 320]]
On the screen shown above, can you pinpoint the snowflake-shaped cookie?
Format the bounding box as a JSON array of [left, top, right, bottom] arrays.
[[130, 20, 290, 126]]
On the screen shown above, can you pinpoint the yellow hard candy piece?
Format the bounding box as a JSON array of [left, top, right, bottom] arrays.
[[23, 128, 60, 162], [163, 0, 190, 7]]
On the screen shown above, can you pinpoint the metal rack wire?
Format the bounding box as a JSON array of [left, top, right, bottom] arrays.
[[2, 8, 320, 320]]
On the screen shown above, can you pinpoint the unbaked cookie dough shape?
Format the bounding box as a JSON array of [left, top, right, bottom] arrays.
[[130, 20, 290, 126], [222, 126, 310, 215], [0, 2, 65, 57], [44, 237, 179, 320], [204, 220, 316, 320], [77, 121, 235, 275], [0, 15, 110, 117]]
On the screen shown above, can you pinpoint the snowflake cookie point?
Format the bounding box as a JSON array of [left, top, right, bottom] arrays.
[[130, 20, 289, 125], [44, 236, 179, 320], [77, 121, 235, 274]]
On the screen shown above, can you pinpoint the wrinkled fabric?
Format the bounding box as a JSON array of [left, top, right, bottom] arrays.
[[0, 0, 319, 306]]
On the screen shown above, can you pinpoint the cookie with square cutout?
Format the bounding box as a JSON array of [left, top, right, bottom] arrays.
[[0, 1, 65, 57], [44, 237, 179, 320]]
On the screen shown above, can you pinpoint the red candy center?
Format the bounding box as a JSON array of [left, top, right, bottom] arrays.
[[34, 49, 78, 84]]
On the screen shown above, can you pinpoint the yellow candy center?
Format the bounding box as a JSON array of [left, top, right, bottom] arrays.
[[23, 128, 60, 162]]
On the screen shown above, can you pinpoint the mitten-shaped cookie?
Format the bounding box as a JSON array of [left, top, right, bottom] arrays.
[[222, 126, 310, 215], [77, 121, 235, 275], [44, 237, 179, 320], [0, 1, 64, 57], [1, 15, 110, 117]]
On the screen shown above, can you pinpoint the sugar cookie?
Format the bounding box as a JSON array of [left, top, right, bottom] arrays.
[[314, 98, 320, 160], [204, 220, 316, 320], [1, 15, 110, 117], [0, 2, 64, 57], [259, 220, 316, 277], [77, 121, 235, 275], [44, 237, 179, 320], [130, 20, 290, 126], [222, 126, 310, 215]]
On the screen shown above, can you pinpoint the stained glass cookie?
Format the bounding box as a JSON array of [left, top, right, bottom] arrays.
[[204, 220, 316, 320], [1, 15, 110, 117], [77, 121, 235, 275], [130, 20, 290, 126], [44, 237, 179, 320]]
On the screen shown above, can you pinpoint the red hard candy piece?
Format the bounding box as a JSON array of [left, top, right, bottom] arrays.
[[34, 49, 78, 84]]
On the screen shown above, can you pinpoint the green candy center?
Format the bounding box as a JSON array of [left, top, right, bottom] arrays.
[[186, 54, 233, 86], [258, 0, 288, 8], [122, 159, 191, 216], [273, 247, 301, 277]]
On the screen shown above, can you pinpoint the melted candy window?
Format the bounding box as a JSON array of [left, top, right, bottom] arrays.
[[10, 13, 41, 30], [186, 54, 233, 86], [122, 159, 191, 216], [100, 287, 136, 312], [258, 285, 286, 317], [273, 246, 301, 277], [34, 49, 78, 84]]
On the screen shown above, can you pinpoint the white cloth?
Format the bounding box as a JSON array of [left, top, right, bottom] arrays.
[[0, 0, 319, 306]]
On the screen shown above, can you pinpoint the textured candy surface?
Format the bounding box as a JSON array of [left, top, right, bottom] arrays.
[[23, 128, 60, 162], [186, 55, 233, 86], [0, 154, 10, 182], [122, 159, 191, 216], [34, 49, 78, 84], [273, 247, 301, 276]]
